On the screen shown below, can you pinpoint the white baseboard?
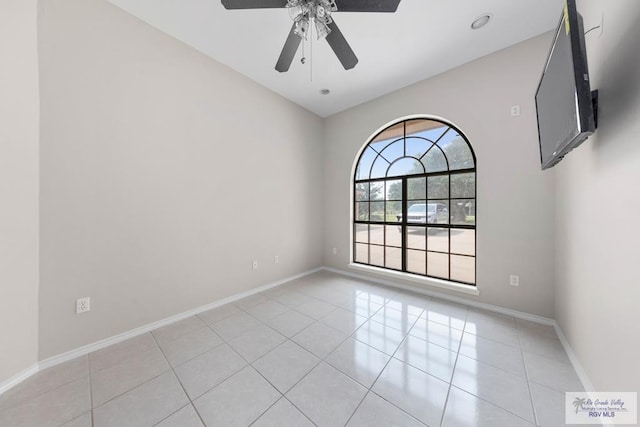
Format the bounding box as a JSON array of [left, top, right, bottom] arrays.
[[553, 323, 606, 426], [1, 267, 322, 396], [552, 322, 596, 393], [0, 364, 39, 397]]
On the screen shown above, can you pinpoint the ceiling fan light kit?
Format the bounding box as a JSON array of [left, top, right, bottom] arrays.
[[287, 0, 337, 40], [221, 0, 400, 72]]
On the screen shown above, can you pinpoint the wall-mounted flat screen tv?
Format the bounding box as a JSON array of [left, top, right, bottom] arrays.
[[535, 0, 597, 170]]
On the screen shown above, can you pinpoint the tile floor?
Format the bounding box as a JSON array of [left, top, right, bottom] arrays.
[[0, 271, 585, 426]]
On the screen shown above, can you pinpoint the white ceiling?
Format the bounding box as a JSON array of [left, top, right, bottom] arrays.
[[107, 0, 563, 117]]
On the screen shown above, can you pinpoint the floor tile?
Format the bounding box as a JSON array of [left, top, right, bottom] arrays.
[[516, 319, 557, 339], [245, 300, 290, 322], [464, 317, 520, 348], [60, 412, 92, 427], [409, 316, 463, 351], [252, 398, 314, 427], [320, 307, 368, 334], [339, 278, 372, 292], [91, 345, 169, 407], [292, 322, 349, 358], [357, 291, 392, 307], [294, 299, 336, 320], [386, 291, 431, 308], [273, 291, 317, 308], [210, 311, 261, 341], [174, 344, 247, 400], [370, 306, 420, 333], [347, 392, 424, 427], [266, 309, 315, 337], [227, 323, 287, 362], [194, 366, 280, 426], [89, 334, 157, 373], [156, 404, 204, 427], [372, 358, 449, 426], [304, 286, 356, 306], [325, 338, 391, 388], [395, 335, 458, 382], [324, 291, 361, 307], [385, 296, 428, 316], [0, 356, 88, 411], [524, 352, 584, 393], [353, 319, 406, 356], [296, 284, 333, 299], [357, 286, 399, 304], [260, 285, 289, 298], [529, 381, 583, 427], [94, 371, 188, 427], [158, 326, 223, 367], [442, 386, 534, 427], [286, 362, 368, 427], [466, 309, 517, 330], [151, 316, 206, 347], [340, 298, 383, 318], [423, 299, 468, 330], [253, 341, 320, 393], [234, 293, 270, 310], [519, 329, 570, 363], [0, 377, 90, 427], [452, 355, 534, 422], [458, 332, 526, 377], [197, 303, 241, 325]]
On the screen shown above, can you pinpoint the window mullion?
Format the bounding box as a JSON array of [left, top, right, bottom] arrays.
[[401, 176, 407, 272], [448, 171, 452, 281]]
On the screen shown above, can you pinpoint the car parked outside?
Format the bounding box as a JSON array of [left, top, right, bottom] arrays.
[[396, 202, 449, 224]]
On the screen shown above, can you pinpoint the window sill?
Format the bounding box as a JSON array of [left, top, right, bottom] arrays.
[[347, 263, 480, 296]]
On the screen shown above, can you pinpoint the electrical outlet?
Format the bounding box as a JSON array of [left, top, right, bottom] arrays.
[[76, 297, 91, 314], [274, 255, 279, 264], [510, 105, 521, 117], [332, 247, 337, 255], [509, 275, 520, 287], [252, 260, 258, 270]]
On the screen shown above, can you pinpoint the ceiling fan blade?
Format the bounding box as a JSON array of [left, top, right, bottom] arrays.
[[275, 23, 302, 72], [325, 21, 358, 70], [221, 0, 287, 9], [334, 0, 400, 12]]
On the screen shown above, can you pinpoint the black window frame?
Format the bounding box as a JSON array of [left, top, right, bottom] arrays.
[[353, 118, 477, 285]]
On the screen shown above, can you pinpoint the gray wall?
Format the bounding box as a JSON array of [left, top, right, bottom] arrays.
[[323, 34, 557, 318], [38, 0, 323, 359], [0, 0, 40, 383], [555, 1, 640, 391]]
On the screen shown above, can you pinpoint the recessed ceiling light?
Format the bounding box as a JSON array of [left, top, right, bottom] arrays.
[[320, 88, 331, 95], [471, 14, 492, 30]]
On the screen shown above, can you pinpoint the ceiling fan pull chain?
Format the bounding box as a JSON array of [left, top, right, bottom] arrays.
[[310, 20, 313, 82]]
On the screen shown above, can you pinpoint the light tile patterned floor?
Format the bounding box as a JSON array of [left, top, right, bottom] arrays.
[[0, 271, 585, 426]]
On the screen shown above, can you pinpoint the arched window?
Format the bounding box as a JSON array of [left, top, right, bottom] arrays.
[[353, 118, 477, 285]]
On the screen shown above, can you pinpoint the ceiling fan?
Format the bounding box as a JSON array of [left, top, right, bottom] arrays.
[[221, 0, 401, 72]]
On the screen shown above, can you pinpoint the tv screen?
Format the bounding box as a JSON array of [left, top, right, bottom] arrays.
[[535, 0, 596, 170]]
